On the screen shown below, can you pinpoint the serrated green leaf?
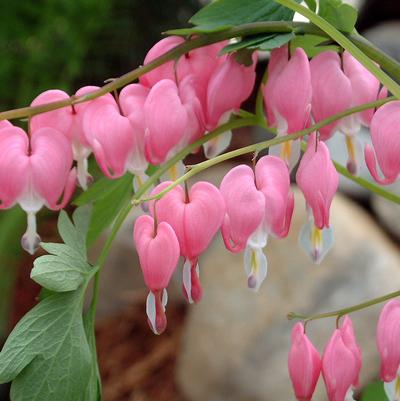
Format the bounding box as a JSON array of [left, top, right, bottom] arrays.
[[361, 381, 388, 401], [40, 242, 86, 261], [220, 34, 276, 54], [58, 210, 86, 258], [189, 0, 301, 32], [303, 0, 317, 12], [0, 291, 92, 401], [318, 0, 358, 33], [257, 31, 295, 50], [31, 254, 92, 292], [87, 173, 132, 246]]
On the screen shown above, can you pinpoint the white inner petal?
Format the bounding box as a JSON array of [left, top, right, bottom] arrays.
[[183, 259, 194, 304], [146, 291, 157, 334]]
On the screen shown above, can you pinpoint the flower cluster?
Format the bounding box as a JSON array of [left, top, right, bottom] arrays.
[[0, 39, 398, 336], [289, 300, 400, 401]]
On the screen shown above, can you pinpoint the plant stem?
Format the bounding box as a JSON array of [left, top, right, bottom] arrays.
[[287, 289, 400, 322], [138, 96, 396, 204], [274, 0, 400, 98], [1, 21, 400, 121]]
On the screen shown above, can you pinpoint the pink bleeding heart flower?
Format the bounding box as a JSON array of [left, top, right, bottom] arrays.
[[0, 126, 76, 254], [119, 83, 150, 189], [340, 51, 384, 175], [220, 156, 293, 291], [30, 87, 113, 189], [377, 300, 400, 384], [0, 120, 12, 130], [322, 316, 361, 401], [296, 134, 338, 264], [310, 51, 352, 141], [297, 134, 338, 230], [365, 101, 400, 185], [288, 322, 322, 401], [150, 181, 225, 303], [143, 79, 194, 165], [83, 94, 136, 179], [220, 165, 265, 253], [264, 45, 312, 170], [203, 53, 257, 158], [133, 214, 180, 335]]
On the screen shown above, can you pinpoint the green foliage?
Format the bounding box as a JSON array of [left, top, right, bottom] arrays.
[[168, 0, 301, 35], [0, 290, 92, 401], [361, 381, 388, 401], [318, 0, 358, 33], [0, 206, 99, 401], [220, 32, 295, 54], [290, 33, 340, 57], [31, 206, 94, 292], [303, 0, 317, 12], [74, 174, 133, 246]]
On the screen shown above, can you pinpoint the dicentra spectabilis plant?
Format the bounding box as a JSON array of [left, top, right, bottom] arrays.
[[0, 0, 400, 400]]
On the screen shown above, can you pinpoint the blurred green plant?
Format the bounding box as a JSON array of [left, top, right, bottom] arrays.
[[361, 381, 388, 401]]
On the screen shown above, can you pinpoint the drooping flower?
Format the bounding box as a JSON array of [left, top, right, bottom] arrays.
[[0, 126, 76, 254], [30, 87, 113, 189], [288, 322, 322, 401], [220, 156, 293, 290], [150, 181, 225, 303], [133, 214, 180, 334], [365, 101, 400, 185], [322, 316, 361, 401], [296, 134, 339, 264], [82, 93, 137, 179], [310, 51, 352, 141], [264, 45, 312, 170], [376, 300, 400, 401]]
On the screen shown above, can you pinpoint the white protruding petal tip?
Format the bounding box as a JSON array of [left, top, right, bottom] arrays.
[[244, 246, 268, 292], [183, 259, 194, 304], [203, 130, 232, 159], [146, 291, 158, 335]]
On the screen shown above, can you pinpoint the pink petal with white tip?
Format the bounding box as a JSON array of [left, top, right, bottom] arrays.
[[220, 164, 265, 252], [255, 155, 294, 238], [296, 135, 339, 229], [365, 101, 400, 185]]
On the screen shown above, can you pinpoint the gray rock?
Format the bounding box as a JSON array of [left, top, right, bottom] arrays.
[[177, 184, 400, 401]]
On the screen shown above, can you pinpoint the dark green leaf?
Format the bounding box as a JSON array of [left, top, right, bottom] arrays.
[[0, 291, 92, 401], [361, 381, 388, 401], [220, 34, 277, 54], [318, 0, 358, 33], [256, 32, 295, 50], [72, 204, 92, 242], [189, 0, 301, 32], [164, 25, 231, 36], [304, 0, 317, 12], [87, 173, 133, 246]]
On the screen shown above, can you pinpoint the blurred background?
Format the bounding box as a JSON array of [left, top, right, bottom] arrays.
[[0, 1, 400, 400]]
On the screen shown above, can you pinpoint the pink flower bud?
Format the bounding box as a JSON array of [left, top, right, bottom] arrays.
[[150, 181, 225, 303], [322, 316, 361, 401], [133, 214, 180, 335], [288, 322, 322, 401], [143, 79, 191, 164], [365, 101, 400, 185], [377, 300, 400, 382], [310, 51, 352, 140], [264, 46, 312, 135], [296, 135, 339, 229]]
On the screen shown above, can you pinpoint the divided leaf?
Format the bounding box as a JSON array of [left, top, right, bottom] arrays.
[[0, 291, 92, 401], [318, 0, 358, 33], [31, 206, 94, 292]]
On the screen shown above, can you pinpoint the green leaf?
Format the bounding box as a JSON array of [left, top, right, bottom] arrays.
[[72, 204, 92, 242], [164, 25, 231, 36], [257, 31, 295, 50], [87, 173, 133, 246], [220, 34, 276, 54], [290, 33, 340, 57], [318, 0, 358, 33], [31, 252, 93, 292], [0, 290, 92, 401], [361, 381, 388, 401], [303, 0, 317, 12], [189, 0, 301, 32]]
